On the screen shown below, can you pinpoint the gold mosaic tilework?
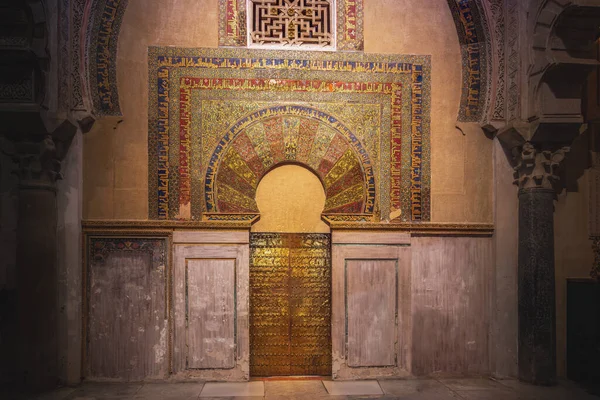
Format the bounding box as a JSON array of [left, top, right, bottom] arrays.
[[148, 47, 431, 222], [250, 233, 331, 376]]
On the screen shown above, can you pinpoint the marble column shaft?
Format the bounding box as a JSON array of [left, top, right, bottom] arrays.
[[518, 188, 557, 385]]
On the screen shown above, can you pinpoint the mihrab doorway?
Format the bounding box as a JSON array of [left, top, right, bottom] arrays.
[[249, 164, 332, 377], [249, 232, 332, 376]]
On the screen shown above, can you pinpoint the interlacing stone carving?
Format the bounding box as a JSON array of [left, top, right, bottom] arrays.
[[513, 142, 570, 191], [250, 0, 333, 47]]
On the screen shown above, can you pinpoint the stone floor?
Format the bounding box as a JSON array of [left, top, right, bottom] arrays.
[[5, 378, 600, 400]]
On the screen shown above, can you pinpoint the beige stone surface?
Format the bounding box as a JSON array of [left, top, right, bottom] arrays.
[[365, 0, 492, 223], [252, 165, 330, 233], [83, 0, 493, 223], [322, 380, 383, 395], [554, 172, 595, 377], [200, 382, 264, 397], [83, 0, 218, 220]]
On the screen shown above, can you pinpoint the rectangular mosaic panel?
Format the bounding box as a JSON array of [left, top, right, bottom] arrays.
[[250, 233, 331, 376], [148, 47, 431, 222]]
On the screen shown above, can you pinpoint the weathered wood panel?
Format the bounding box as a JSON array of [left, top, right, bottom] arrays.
[[346, 259, 397, 367], [331, 235, 411, 379], [411, 237, 493, 376], [173, 241, 249, 380], [86, 238, 168, 381], [186, 259, 236, 369]]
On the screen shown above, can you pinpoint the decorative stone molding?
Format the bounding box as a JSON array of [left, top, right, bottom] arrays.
[[82, 220, 495, 237], [505, 0, 521, 122], [513, 142, 569, 191]]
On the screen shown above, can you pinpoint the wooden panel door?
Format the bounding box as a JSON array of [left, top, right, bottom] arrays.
[[172, 238, 250, 380], [186, 258, 236, 369], [86, 237, 169, 381], [346, 259, 397, 367], [250, 233, 331, 376]]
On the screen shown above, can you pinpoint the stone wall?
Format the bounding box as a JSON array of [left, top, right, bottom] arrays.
[[82, 0, 492, 224]]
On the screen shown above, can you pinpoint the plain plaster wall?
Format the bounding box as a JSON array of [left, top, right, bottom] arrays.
[[82, 0, 493, 224]]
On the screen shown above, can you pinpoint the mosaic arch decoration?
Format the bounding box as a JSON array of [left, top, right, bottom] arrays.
[[148, 47, 430, 222], [205, 105, 375, 214], [446, 0, 492, 123], [88, 0, 129, 116]]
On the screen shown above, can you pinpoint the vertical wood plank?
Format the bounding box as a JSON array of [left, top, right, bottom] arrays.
[[88, 250, 168, 380], [187, 259, 236, 369], [346, 259, 397, 367], [331, 245, 346, 367], [397, 246, 412, 371], [411, 237, 492, 375]]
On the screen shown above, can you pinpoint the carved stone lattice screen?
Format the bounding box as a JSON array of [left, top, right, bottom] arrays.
[[249, 0, 333, 48], [219, 0, 363, 50]]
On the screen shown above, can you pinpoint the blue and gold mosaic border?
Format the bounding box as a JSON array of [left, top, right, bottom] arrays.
[[446, 0, 489, 122], [148, 47, 431, 222], [89, 0, 128, 116]]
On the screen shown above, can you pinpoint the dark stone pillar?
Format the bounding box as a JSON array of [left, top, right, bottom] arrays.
[[14, 136, 61, 390], [513, 142, 569, 386], [518, 188, 556, 385], [16, 186, 58, 389]]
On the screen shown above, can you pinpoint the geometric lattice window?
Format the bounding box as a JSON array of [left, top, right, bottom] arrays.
[[248, 0, 335, 49]]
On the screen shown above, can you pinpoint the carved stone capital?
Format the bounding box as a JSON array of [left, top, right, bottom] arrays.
[[513, 142, 570, 191], [13, 135, 62, 191]]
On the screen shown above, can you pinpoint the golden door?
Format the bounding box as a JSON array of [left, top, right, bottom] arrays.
[[249, 233, 332, 376]]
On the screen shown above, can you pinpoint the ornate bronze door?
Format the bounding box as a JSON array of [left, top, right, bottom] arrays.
[[250, 233, 332, 376]]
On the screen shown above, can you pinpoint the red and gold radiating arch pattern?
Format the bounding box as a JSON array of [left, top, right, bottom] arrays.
[[211, 113, 369, 214]]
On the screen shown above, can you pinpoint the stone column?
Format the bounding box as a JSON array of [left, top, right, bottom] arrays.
[[14, 136, 62, 389], [514, 142, 568, 385]]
